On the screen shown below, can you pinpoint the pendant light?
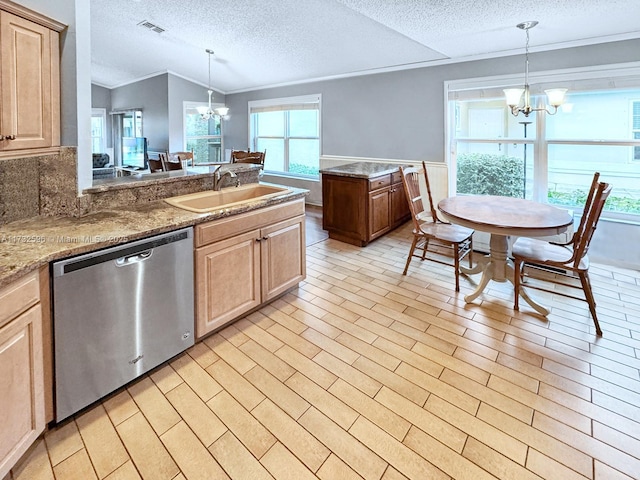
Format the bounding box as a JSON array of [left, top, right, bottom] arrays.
[[504, 21, 567, 117], [197, 49, 229, 120]]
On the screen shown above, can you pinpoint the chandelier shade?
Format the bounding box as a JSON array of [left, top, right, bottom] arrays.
[[504, 21, 567, 117]]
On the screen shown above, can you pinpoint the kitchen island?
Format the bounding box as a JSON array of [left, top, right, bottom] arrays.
[[320, 162, 411, 246]]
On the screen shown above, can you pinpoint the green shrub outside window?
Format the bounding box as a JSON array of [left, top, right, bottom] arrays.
[[457, 153, 524, 198], [457, 153, 640, 213]]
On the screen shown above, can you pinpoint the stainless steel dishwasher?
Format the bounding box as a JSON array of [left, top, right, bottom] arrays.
[[52, 227, 194, 421]]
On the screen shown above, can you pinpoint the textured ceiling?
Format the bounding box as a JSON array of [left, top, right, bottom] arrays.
[[91, 0, 640, 93]]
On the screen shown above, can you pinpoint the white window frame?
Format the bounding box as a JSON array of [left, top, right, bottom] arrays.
[[445, 61, 640, 221], [632, 99, 640, 162], [91, 108, 107, 154], [248, 94, 321, 178], [183, 101, 224, 163]]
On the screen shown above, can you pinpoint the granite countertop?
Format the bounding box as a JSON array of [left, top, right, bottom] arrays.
[[319, 162, 407, 179], [0, 184, 307, 289], [86, 163, 260, 193]]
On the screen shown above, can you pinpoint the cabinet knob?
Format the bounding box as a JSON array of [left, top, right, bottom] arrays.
[[262, 236, 268, 241], [255, 238, 262, 242], [4, 134, 15, 140]]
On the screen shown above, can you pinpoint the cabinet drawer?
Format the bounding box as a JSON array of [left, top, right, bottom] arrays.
[[0, 270, 40, 328], [391, 171, 403, 185], [369, 175, 391, 191], [196, 199, 305, 247]]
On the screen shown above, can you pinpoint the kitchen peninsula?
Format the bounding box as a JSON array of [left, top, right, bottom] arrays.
[[0, 177, 307, 477], [321, 162, 411, 246]]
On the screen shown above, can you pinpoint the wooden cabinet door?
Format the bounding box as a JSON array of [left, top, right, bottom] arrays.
[[368, 188, 391, 240], [390, 182, 409, 226], [322, 175, 367, 244], [261, 215, 306, 301], [0, 305, 44, 479], [195, 229, 261, 338], [0, 11, 52, 150]]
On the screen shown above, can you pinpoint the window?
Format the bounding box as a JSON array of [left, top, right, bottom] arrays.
[[91, 108, 107, 153], [447, 68, 640, 219], [184, 102, 223, 164], [111, 109, 142, 167], [249, 95, 321, 177], [633, 100, 640, 161]]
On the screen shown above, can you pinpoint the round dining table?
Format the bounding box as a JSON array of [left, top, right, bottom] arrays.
[[438, 195, 573, 314]]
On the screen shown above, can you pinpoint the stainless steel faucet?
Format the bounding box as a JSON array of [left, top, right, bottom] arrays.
[[213, 166, 240, 191]]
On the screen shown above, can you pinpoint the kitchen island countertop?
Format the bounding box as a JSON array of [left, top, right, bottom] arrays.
[[320, 162, 408, 179]]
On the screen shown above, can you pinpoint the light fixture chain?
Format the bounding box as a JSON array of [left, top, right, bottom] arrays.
[[208, 51, 212, 90], [525, 27, 530, 85]]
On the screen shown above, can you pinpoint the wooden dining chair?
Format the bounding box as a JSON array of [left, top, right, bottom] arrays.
[[399, 164, 474, 292], [157, 152, 169, 170], [512, 175, 611, 335], [147, 158, 164, 172], [164, 160, 182, 171], [231, 150, 265, 168], [174, 150, 194, 167], [161, 151, 182, 171]]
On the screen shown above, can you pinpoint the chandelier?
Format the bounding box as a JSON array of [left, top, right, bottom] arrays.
[[197, 49, 229, 120], [503, 21, 567, 117]]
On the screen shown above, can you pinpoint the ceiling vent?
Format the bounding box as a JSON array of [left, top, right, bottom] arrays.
[[137, 20, 165, 34]]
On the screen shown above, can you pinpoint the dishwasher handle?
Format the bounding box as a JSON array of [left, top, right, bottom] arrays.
[[52, 228, 192, 277], [115, 249, 153, 267]]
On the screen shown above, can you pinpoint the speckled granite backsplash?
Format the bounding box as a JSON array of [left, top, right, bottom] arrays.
[[40, 147, 82, 217], [0, 156, 40, 224], [0, 148, 261, 225], [82, 165, 260, 214], [1, 147, 87, 225]]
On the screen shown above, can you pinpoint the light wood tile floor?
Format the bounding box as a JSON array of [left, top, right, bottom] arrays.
[[9, 222, 640, 480]]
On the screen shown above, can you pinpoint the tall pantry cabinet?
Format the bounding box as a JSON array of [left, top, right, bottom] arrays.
[[0, 1, 63, 153]]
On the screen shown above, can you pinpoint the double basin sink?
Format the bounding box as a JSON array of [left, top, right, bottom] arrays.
[[165, 184, 291, 213]]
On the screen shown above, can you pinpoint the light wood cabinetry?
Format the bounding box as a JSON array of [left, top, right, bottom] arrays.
[[0, 267, 48, 479], [0, 3, 63, 152], [195, 200, 306, 338], [323, 170, 410, 246]]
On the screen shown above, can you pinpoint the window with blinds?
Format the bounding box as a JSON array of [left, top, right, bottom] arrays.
[[248, 95, 321, 177]]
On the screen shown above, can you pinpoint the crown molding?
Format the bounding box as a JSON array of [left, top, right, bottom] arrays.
[[0, 0, 66, 31]]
